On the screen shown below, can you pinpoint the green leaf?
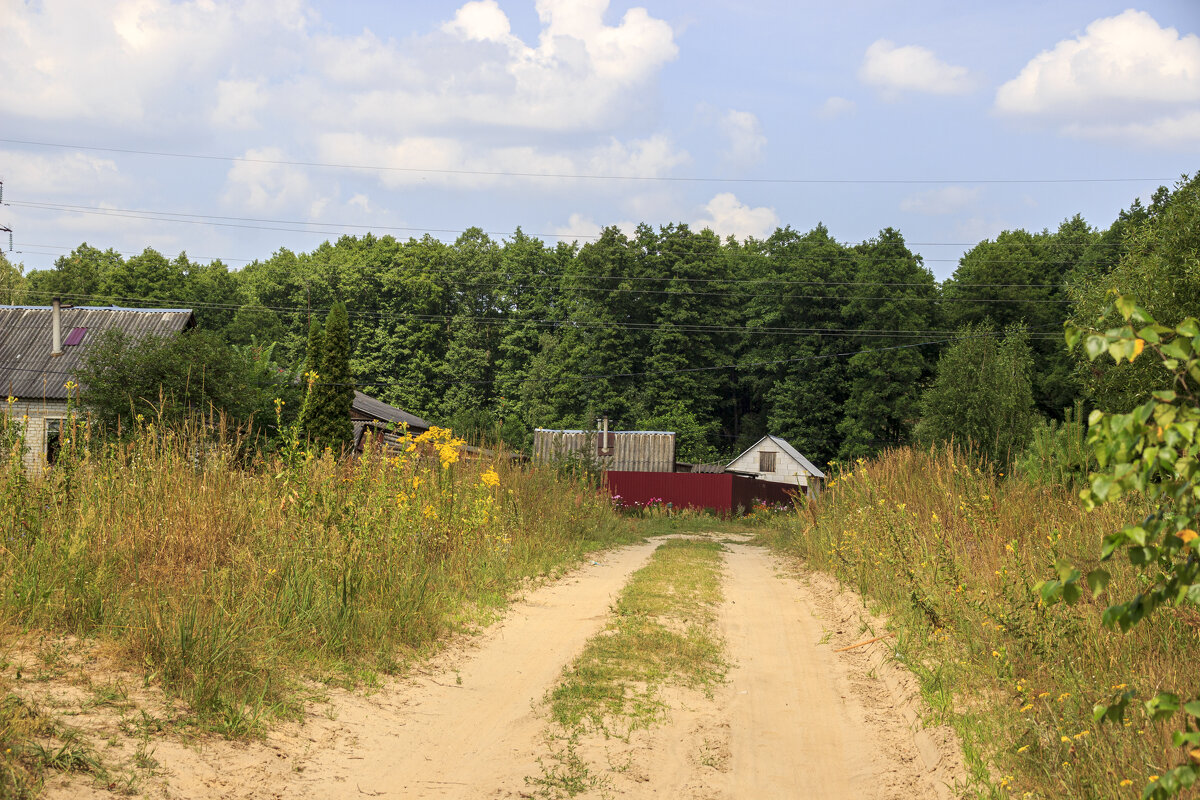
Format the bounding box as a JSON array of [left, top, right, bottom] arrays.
[[1036, 580, 1061, 606], [1093, 703, 1109, 722], [1183, 700, 1200, 717], [1063, 582, 1081, 605], [1146, 691, 1180, 721], [1172, 730, 1200, 747], [1163, 340, 1191, 360], [1115, 295, 1136, 320], [1085, 335, 1107, 361], [1178, 318, 1200, 338], [1086, 569, 1110, 597]]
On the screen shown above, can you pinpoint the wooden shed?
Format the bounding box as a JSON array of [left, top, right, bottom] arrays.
[[533, 428, 676, 472], [726, 434, 826, 498]]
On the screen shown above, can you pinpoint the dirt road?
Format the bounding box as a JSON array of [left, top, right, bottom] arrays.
[[44, 536, 964, 799]]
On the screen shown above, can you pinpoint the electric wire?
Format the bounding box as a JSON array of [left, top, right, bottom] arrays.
[[0, 138, 1170, 185]]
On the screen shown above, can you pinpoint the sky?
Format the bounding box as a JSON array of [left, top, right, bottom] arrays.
[[1, 0, 1197, 282]]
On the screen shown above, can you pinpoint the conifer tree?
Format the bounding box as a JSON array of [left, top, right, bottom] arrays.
[[298, 316, 324, 438], [306, 303, 354, 451]]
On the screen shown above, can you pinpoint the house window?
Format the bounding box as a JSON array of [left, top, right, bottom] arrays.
[[759, 451, 777, 473], [45, 418, 63, 465]]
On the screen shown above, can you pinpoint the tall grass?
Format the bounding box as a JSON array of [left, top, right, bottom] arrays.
[[0, 413, 634, 737], [761, 446, 1200, 799]]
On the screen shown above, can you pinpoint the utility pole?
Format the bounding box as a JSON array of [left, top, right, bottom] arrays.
[[0, 180, 11, 253]]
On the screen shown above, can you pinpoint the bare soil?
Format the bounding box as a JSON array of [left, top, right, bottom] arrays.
[[26, 535, 964, 799]]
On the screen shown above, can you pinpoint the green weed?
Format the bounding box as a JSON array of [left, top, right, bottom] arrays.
[[760, 446, 1199, 800]]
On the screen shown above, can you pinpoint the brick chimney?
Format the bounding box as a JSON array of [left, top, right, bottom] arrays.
[[51, 297, 63, 357]]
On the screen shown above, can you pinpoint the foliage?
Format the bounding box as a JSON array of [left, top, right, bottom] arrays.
[[303, 302, 353, 451], [0, 252, 25, 305], [1067, 174, 1200, 412], [77, 329, 269, 432], [0, 418, 634, 734], [1039, 297, 1200, 798], [915, 324, 1037, 468], [761, 446, 1196, 799], [1013, 400, 1093, 487], [23, 180, 1188, 462]]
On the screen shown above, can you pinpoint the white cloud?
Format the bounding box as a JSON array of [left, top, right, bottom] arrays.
[[551, 212, 635, 240], [211, 79, 267, 130], [899, 186, 981, 215], [691, 193, 779, 241], [0, 151, 121, 196], [718, 110, 766, 167], [0, 1, 310, 123], [443, 0, 513, 42], [1061, 110, 1200, 148], [313, 0, 680, 134], [314, 132, 689, 190], [816, 96, 856, 119], [1, 0, 677, 136], [221, 147, 321, 214], [859, 40, 973, 96], [995, 10, 1200, 148]]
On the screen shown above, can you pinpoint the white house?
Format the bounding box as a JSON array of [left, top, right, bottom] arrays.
[[726, 434, 826, 498]]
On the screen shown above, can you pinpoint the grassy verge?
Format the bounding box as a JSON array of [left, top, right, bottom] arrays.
[[529, 538, 727, 796], [0, 420, 637, 794], [759, 446, 1200, 800]]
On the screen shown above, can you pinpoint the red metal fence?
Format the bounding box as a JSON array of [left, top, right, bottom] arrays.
[[604, 471, 798, 514]]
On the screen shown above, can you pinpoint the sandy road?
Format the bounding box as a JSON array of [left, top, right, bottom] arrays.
[[719, 542, 878, 796], [43, 536, 963, 799]]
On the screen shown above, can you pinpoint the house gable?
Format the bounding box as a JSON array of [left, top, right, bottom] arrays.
[[725, 434, 826, 492]]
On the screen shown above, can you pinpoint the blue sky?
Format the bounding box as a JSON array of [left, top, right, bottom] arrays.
[[1, 0, 1197, 281]]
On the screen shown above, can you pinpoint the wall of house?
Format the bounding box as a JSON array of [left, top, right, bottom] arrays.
[[533, 430, 676, 472], [4, 398, 71, 478], [727, 443, 812, 488]]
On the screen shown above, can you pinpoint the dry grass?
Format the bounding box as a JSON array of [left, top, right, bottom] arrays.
[[0, 415, 635, 796], [761, 446, 1200, 800]]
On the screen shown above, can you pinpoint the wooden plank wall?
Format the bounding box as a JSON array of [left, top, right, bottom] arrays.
[[533, 430, 675, 472]]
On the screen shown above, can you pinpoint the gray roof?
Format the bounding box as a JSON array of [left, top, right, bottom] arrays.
[[0, 305, 195, 400], [352, 391, 431, 431], [728, 434, 827, 479]]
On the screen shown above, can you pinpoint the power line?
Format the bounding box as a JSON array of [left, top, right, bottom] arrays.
[[0, 138, 1170, 185], [13, 290, 1077, 337], [10, 200, 1137, 262], [0, 331, 1033, 390]]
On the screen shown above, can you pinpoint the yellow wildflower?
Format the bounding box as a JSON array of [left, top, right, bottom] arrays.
[[1120, 780, 1133, 787], [481, 468, 500, 488]]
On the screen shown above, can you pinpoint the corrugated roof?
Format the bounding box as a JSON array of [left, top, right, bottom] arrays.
[[351, 390, 431, 431], [0, 305, 195, 399], [726, 434, 827, 479]]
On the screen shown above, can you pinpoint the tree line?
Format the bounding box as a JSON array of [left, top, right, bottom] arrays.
[[3, 173, 1195, 467]]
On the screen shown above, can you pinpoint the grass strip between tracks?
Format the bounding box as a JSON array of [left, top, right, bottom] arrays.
[[528, 537, 727, 797]]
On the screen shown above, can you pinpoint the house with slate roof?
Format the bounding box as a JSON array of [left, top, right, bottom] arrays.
[[351, 390, 432, 452], [0, 301, 196, 476], [725, 434, 826, 498]]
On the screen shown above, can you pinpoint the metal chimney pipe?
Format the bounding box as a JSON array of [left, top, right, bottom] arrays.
[[51, 297, 63, 357]]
